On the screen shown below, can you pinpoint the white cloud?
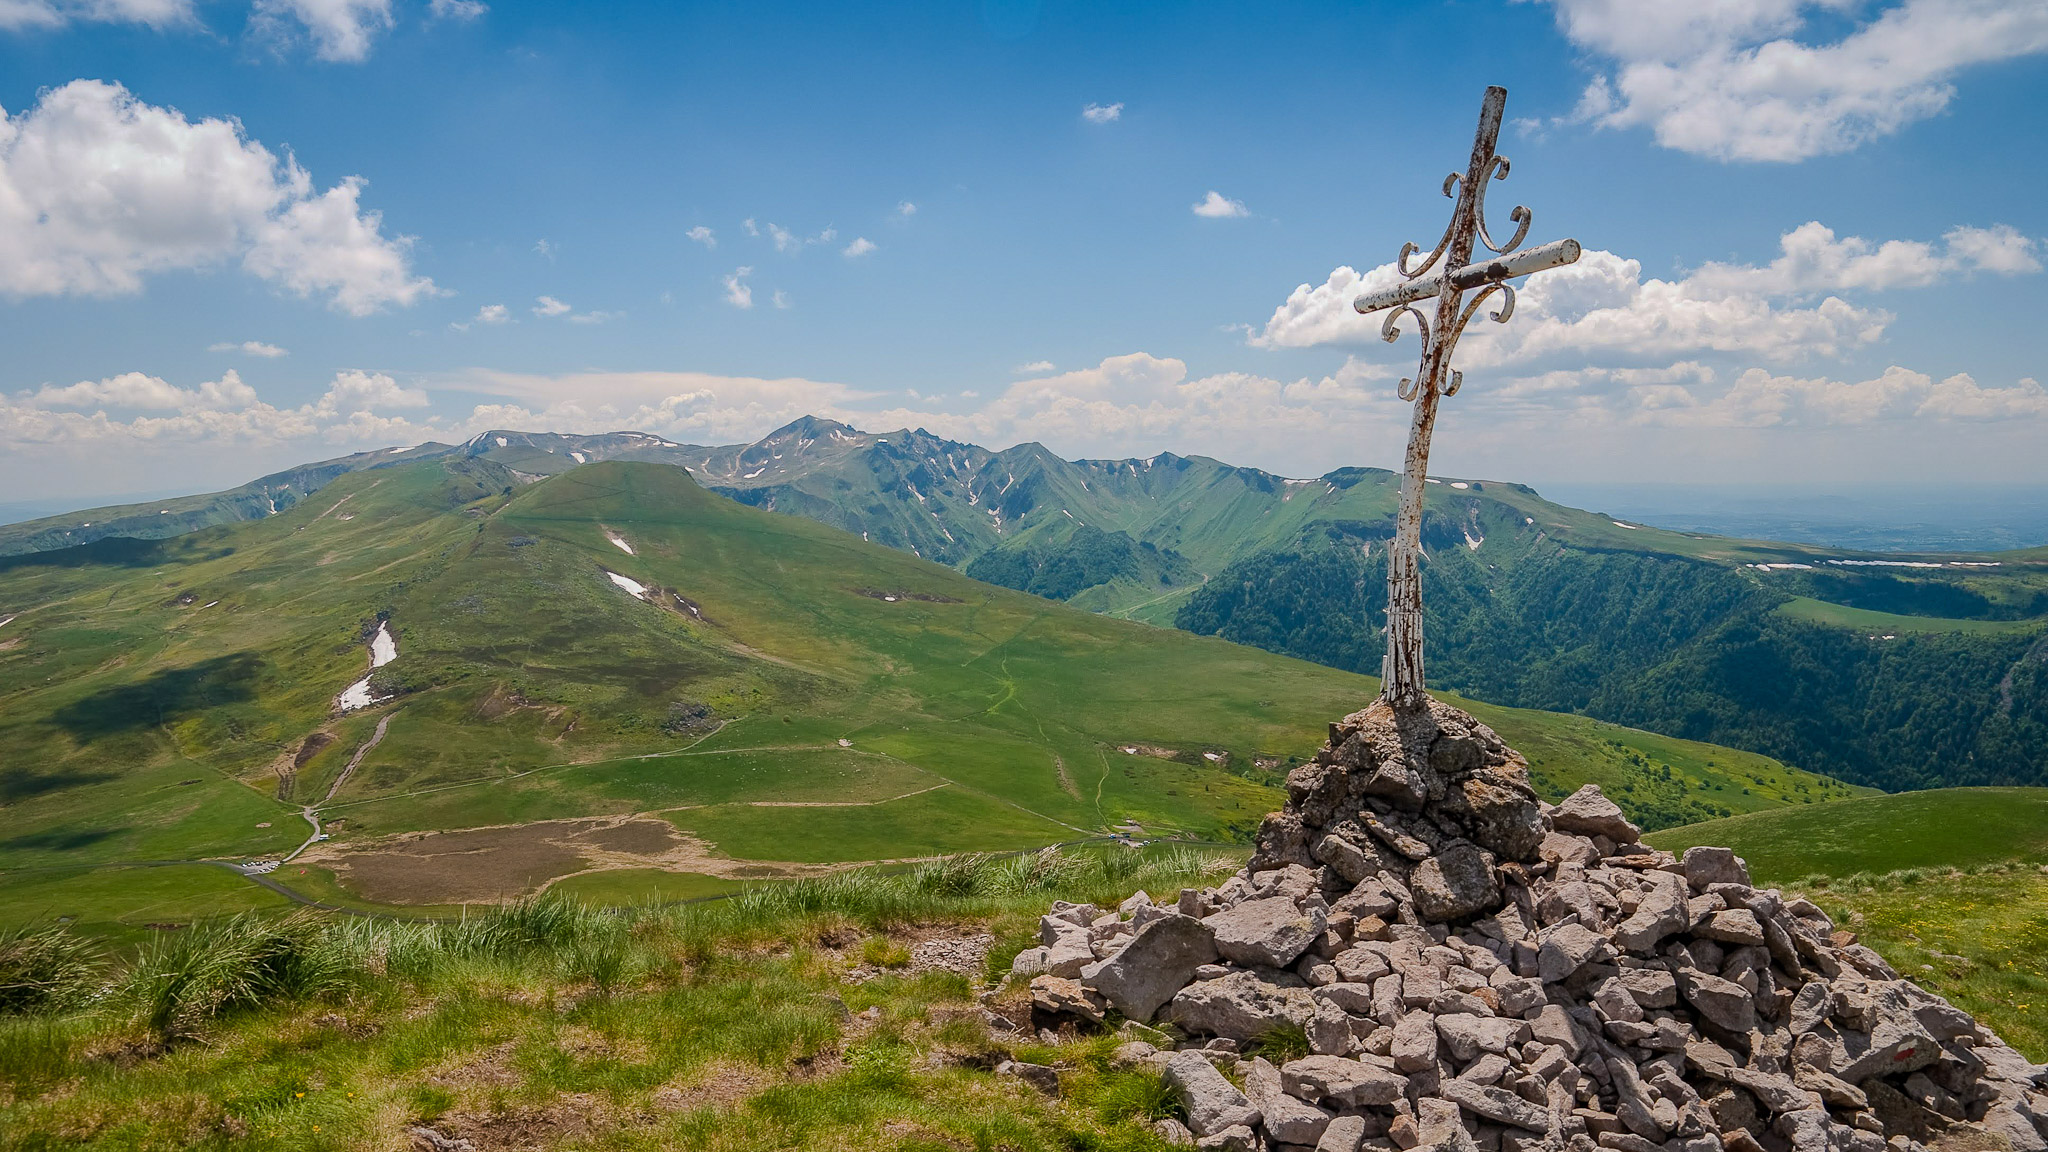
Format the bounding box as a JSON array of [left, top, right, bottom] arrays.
[[764, 222, 835, 253], [0, 367, 435, 449], [451, 303, 509, 330], [531, 295, 571, 317], [771, 289, 790, 310], [428, 0, 485, 20], [1545, 0, 2048, 162], [685, 225, 715, 248], [0, 80, 435, 313], [1082, 102, 1124, 123], [209, 340, 289, 358], [0, 0, 190, 29], [568, 310, 619, 325], [1620, 365, 2048, 427], [741, 218, 759, 237], [243, 176, 439, 315], [1014, 361, 1057, 375], [1250, 218, 2037, 368], [1192, 191, 1248, 219], [534, 238, 555, 259], [1687, 222, 2041, 296], [843, 236, 876, 258], [897, 201, 917, 216], [722, 267, 753, 309], [251, 0, 394, 63], [32, 369, 257, 412], [313, 368, 426, 418]]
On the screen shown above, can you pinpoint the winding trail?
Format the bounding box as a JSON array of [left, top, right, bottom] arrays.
[[285, 711, 396, 862]]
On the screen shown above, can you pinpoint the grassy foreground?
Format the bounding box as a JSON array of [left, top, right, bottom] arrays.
[[0, 848, 1235, 1151]]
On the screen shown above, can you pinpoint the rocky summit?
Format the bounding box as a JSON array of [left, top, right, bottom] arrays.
[[1010, 699, 2048, 1152]]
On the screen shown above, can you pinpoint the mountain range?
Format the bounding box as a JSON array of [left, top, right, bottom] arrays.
[[5, 417, 2044, 798]]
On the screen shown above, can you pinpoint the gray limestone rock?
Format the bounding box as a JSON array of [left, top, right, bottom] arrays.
[[1081, 912, 1219, 1022], [1392, 1011, 1441, 1072], [1206, 896, 1328, 969], [1549, 785, 1641, 843], [1412, 842, 1502, 923], [1166, 1050, 1262, 1137], [1168, 970, 1315, 1042], [1675, 968, 1757, 1034], [1442, 1077, 1553, 1132], [1281, 1055, 1411, 1107], [1436, 1012, 1525, 1061], [1681, 847, 1750, 892], [1539, 922, 1614, 982], [1246, 1056, 1335, 1146], [1614, 873, 1692, 955], [1317, 1114, 1369, 1152]]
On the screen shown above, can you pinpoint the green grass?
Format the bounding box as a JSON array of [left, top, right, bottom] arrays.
[[0, 864, 298, 948], [544, 869, 748, 905], [1772, 596, 2046, 635], [1646, 787, 2048, 880], [0, 848, 1241, 1151], [664, 785, 1081, 864], [0, 457, 1855, 924]]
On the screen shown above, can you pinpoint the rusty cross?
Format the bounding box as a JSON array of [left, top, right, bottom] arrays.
[[1352, 85, 1581, 711]]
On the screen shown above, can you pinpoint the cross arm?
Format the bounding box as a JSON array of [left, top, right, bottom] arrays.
[[1352, 237, 1582, 317]]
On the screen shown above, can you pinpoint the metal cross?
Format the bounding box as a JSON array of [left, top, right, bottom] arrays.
[[1352, 85, 1581, 711]]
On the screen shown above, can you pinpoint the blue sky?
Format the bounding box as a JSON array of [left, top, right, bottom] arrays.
[[3, 0, 2047, 503]]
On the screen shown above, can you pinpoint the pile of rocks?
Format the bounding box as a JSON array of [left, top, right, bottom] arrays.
[[1011, 699, 2048, 1152]]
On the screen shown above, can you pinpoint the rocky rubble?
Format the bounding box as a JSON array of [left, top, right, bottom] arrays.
[[1012, 699, 2048, 1152]]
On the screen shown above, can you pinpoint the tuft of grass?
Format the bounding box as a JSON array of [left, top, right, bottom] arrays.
[[1246, 1021, 1310, 1063], [0, 922, 104, 1015]]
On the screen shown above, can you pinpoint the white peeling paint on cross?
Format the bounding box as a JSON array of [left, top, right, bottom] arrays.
[[1352, 86, 1582, 711]]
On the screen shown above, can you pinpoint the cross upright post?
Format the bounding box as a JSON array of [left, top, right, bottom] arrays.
[[1352, 85, 1582, 711]]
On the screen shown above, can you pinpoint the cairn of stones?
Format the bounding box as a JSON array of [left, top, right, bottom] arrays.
[[1010, 699, 2048, 1152]]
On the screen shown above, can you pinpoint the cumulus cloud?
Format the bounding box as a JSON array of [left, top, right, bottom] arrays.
[[209, 340, 289, 358], [770, 290, 790, 310], [1013, 361, 1056, 375], [0, 0, 190, 29], [1082, 102, 1123, 123], [1192, 191, 1248, 218], [1544, 0, 2048, 162], [843, 236, 876, 257], [1250, 219, 2039, 369], [428, 0, 485, 20], [685, 225, 715, 248], [0, 367, 435, 448], [0, 80, 436, 313], [722, 267, 753, 309], [1255, 247, 1886, 366], [1686, 222, 2041, 296], [1622, 366, 2048, 427], [451, 303, 509, 330], [897, 201, 917, 216], [251, 0, 394, 62], [531, 295, 571, 317]]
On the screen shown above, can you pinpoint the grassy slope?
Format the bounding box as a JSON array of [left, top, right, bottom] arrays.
[[1648, 788, 2048, 1058], [1772, 596, 2044, 634], [1646, 787, 2048, 880], [1, 459, 1853, 925]]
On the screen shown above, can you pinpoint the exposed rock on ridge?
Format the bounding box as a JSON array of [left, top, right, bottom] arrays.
[[1013, 699, 2048, 1152]]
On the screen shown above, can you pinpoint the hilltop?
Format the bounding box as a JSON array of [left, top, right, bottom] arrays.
[[0, 457, 1856, 934]]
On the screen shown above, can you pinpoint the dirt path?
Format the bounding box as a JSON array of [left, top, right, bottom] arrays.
[[323, 711, 395, 806], [284, 710, 396, 862]]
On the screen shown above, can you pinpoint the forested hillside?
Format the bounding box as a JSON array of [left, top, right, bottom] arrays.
[[1176, 525, 2048, 791]]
